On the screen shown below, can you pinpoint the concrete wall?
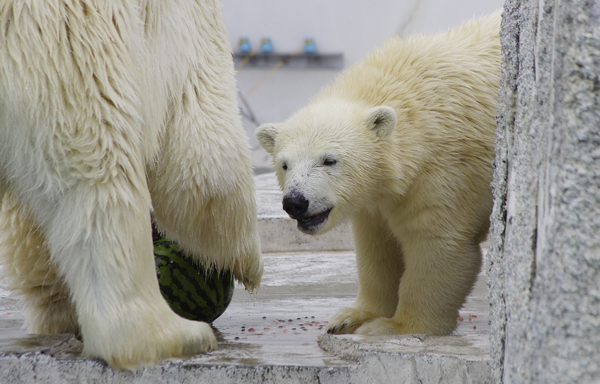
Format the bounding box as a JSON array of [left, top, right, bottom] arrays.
[[219, 0, 505, 171], [488, 1, 600, 383]]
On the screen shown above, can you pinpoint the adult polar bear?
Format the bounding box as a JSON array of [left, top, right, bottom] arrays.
[[257, 12, 501, 336], [0, 0, 262, 368]]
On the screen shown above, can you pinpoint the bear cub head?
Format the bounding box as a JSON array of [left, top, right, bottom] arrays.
[[256, 99, 397, 235]]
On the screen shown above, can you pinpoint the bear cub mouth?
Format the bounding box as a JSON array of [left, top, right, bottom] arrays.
[[294, 208, 332, 234]]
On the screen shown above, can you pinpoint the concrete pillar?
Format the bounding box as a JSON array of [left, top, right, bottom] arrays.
[[488, 0, 600, 383]]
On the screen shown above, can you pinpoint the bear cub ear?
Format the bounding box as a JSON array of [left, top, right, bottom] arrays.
[[256, 123, 279, 154], [365, 106, 397, 140]]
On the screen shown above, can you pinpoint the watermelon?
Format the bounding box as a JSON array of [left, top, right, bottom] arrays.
[[154, 236, 234, 323]]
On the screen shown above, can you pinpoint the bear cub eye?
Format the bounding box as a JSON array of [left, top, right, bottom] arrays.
[[323, 158, 337, 166], [282, 162, 288, 171]]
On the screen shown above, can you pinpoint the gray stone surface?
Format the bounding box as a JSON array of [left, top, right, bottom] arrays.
[[489, 1, 600, 382]]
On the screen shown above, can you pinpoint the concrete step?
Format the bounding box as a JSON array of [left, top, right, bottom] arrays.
[[255, 173, 489, 252], [255, 173, 354, 253]]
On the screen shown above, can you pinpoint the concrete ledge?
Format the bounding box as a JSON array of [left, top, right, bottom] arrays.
[[319, 333, 492, 383], [257, 217, 353, 253], [254, 172, 487, 253], [255, 173, 354, 253], [0, 334, 492, 384], [0, 336, 356, 384]]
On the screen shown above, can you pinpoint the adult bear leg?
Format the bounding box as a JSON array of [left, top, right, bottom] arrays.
[[327, 210, 404, 334], [0, 1, 218, 367], [0, 191, 78, 336], [32, 171, 218, 369], [148, 66, 263, 292]]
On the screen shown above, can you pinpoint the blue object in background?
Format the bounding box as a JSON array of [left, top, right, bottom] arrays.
[[260, 38, 273, 54], [237, 37, 252, 54], [304, 38, 316, 54]]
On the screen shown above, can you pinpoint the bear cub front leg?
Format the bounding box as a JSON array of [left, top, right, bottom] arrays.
[[357, 237, 482, 336], [327, 212, 405, 334]]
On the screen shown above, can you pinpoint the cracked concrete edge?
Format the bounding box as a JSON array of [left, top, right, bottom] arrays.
[[0, 353, 357, 384], [318, 333, 493, 384]]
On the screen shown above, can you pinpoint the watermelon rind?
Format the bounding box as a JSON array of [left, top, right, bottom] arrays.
[[154, 236, 234, 323]]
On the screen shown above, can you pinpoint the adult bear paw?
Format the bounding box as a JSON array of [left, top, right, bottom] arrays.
[[83, 307, 217, 370], [232, 251, 264, 294]]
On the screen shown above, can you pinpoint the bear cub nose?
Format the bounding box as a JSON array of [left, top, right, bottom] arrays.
[[283, 193, 309, 217]]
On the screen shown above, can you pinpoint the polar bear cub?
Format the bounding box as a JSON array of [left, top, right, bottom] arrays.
[[257, 12, 501, 336], [0, 0, 262, 368]]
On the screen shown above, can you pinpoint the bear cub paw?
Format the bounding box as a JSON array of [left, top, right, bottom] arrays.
[[355, 317, 407, 335], [326, 307, 379, 334]]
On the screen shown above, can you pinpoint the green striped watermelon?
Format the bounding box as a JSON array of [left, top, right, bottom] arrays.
[[154, 236, 234, 323]]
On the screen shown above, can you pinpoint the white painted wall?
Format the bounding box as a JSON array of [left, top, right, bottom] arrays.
[[219, 0, 505, 171]]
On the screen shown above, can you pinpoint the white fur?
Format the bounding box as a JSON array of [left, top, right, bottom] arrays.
[[0, 0, 262, 369], [257, 12, 501, 336]]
